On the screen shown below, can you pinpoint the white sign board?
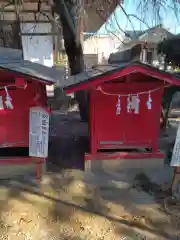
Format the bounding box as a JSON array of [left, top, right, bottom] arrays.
[[0, 96, 4, 110], [21, 23, 53, 67], [29, 107, 50, 158], [171, 122, 180, 166]]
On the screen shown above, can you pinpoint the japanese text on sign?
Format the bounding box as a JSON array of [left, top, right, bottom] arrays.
[[29, 107, 50, 158], [171, 122, 180, 167]]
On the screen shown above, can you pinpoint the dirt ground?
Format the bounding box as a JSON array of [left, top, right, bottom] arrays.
[[0, 111, 179, 240], [0, 170, 180, 240]]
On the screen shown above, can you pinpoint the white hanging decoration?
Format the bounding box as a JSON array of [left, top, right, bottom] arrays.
[[132, 94, 140, 114], [0, 96, 4, 110], [127, 94, 132, 113], [4, 87, 13, 109], [116, 95, 121, 115], [146, 91, 152, 110]]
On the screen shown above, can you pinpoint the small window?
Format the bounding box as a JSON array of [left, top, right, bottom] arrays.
[[147, 51, 153, 64]]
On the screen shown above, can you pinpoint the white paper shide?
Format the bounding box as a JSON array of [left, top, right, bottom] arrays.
[[29, 107, 49, 158]]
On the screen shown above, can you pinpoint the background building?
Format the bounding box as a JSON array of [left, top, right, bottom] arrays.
[[83, 32, 123, 67], [109, 25, 173, 65]]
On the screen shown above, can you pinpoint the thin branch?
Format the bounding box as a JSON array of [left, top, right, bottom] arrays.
[[104, 22, 125, 44], [94, 6, 125, 43], [113, 10, 131, 36], [39, 11, 62, 29], [118, 3, 138, 38], [127, 14, 151, 29]]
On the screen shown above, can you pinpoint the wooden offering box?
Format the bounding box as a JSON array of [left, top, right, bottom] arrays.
[[0, 57, 60, 179]]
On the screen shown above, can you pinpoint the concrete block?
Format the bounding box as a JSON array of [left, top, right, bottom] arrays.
[[0, 162, 46, 179]]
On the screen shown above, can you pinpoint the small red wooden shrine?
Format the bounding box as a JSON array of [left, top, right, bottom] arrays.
[[0, 58, 58, 179], [64, 62, 180, 168]]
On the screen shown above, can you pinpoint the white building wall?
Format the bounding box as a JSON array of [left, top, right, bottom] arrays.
[[20, 22, 54, 96], [83, 34, 123, 65]]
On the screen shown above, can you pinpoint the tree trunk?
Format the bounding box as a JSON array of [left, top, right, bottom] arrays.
[[54, 0, 88, 122]]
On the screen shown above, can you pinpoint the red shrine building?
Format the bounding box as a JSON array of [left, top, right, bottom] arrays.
[[0, 48, 61, 179], [64, 62, 180, 171]]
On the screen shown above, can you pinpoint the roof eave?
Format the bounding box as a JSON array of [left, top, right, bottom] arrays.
[[64, 62, 180, 94]]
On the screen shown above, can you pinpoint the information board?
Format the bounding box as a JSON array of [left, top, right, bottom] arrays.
[[171, 122, 180, 167]]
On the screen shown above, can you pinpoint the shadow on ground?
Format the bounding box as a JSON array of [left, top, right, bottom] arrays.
[[48, 112, 88, 171], [0, 169, 179, 239]]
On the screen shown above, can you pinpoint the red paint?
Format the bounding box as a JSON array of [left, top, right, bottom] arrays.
[[95, 81, 163, 153], [15, 78, 27, 89], [0, 81, 47, 147], [65, 64, 180, 164], [0, 70, 50, 179]]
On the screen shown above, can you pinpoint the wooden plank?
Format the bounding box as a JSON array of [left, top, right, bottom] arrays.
[[0, 12, 52, 22], [0, 20, 51, 24], [0, 2, 51, 10], [0, 9, 51, 13], [20, 32, 58, 36], [0, 0, 47, 2]]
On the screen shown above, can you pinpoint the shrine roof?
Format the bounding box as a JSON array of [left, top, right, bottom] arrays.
[[0, 60, 63, 85], [64, 61, 180, 93]]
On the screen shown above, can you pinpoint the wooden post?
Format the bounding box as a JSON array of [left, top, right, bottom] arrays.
[[171, 167, 180, 196]]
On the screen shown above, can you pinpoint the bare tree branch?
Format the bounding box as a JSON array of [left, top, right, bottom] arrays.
[[118, 3, 138, 37], [113, 10, 130, 36], [127, 14, 151, 29]]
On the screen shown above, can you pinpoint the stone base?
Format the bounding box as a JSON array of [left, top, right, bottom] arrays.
[[85, 158, 165, 173], [0, 162, 46, 180]]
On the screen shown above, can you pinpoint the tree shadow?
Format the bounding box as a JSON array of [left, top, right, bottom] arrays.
[[45, 172, 179, 239], [109, 173, 179, 239], [0, 178, 87, 239], [0, 171, 178, 240], [0, 183, 34, 239]]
